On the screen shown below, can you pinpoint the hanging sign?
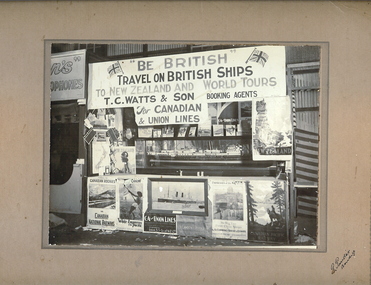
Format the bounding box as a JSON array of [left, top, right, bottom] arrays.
[[209, 179, 248, 240], [88, 46, 286, 126], [50, 49, 86, 101], [252, 96, 293, 161]]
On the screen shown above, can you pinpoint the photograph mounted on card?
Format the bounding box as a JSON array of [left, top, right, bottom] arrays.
[[147, 178, 208, 216]]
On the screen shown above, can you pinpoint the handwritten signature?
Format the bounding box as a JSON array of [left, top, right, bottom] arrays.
[[331, 250, 356, 274]]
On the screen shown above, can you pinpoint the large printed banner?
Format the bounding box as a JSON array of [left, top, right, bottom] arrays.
[[252, 96, 293, 161], [88, 46, 286, 126], [116, 177, 145, 232], [210, 179, 248, 240], [87, 177, 118, 230], [51, 49, 86, 101]]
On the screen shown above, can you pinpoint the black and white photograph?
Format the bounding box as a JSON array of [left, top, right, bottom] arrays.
[[2, 2, 371, 284], [47, 42, 324, 249]]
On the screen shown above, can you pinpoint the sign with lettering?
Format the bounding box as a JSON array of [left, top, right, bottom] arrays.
[[50, 49, 86, 101], [88, 46, 286, 126], [143, 213, 177, 234], [87, 177, 118, 229]]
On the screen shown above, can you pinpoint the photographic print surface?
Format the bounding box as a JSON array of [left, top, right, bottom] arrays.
[[48, 42, 323, 250]]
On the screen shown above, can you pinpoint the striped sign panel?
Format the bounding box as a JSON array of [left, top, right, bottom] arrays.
[[297, 195, 318, 218], [295, 128, 319, 183]]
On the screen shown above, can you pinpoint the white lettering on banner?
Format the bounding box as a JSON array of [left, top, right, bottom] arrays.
[[88, 46, 286, 125]]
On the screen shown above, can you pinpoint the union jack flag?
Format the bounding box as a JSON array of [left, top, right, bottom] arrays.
[[107, 62, 123, 76], [246, 49, 269, 67]]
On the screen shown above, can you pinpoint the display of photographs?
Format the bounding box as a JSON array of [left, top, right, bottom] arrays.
[[197, 123, 212, 137], [177, 126, 188, 137], [188, 126, 197, 137], [147, 178, 208, 216], [162, 126, 174, 137], [138, 127, 153, 138], [212, 124, 224, 136], [152, 128, 162, 138], [225, 125, 236, 136]]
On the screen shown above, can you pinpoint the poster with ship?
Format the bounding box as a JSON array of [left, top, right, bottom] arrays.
[[246, 179, 288, 243], [87, 177, 118, 230], [252, 97, 293, 161], [116, 177, 145, 232], [148, 178, 207, 216], [210, 179, 248, 240], [110, 145, 136, 174]]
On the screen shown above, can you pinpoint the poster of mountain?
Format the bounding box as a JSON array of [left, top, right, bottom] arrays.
[[87, 177, 118, 230], [252, 97, 293, 161], [246, 179, 287, 243], [116, 177, 145, 232], [210, 179, 247, 240]]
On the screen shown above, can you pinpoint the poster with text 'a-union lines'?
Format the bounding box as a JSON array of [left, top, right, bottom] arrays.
[[210, 179, 248, 240], [87, 177, 118, 230], [88, 46, 286, 126]]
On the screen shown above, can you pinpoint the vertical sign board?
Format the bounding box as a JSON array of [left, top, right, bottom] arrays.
[[246, 179, 287, 243], [116, 177, 145, 232], [51, 49, 86, 101], [88, 46, 286, 126], [87, 177, 118, 230], [210, 179, 248, 240]]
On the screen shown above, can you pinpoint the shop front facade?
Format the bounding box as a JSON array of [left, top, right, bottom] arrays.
[[49, 42, 322, 248]]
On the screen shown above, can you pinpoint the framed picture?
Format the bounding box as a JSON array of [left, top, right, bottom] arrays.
[[147, 178, 208, 216]]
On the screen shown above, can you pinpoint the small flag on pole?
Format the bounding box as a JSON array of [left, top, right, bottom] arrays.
[[246, 48, 269, 67], [107, 62, 123, 76]]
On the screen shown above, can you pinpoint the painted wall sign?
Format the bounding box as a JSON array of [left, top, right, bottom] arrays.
[[51, 49, 86, 101]]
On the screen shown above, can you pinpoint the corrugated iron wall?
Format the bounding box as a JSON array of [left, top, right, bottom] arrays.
[[288, 62, 320, 184]]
